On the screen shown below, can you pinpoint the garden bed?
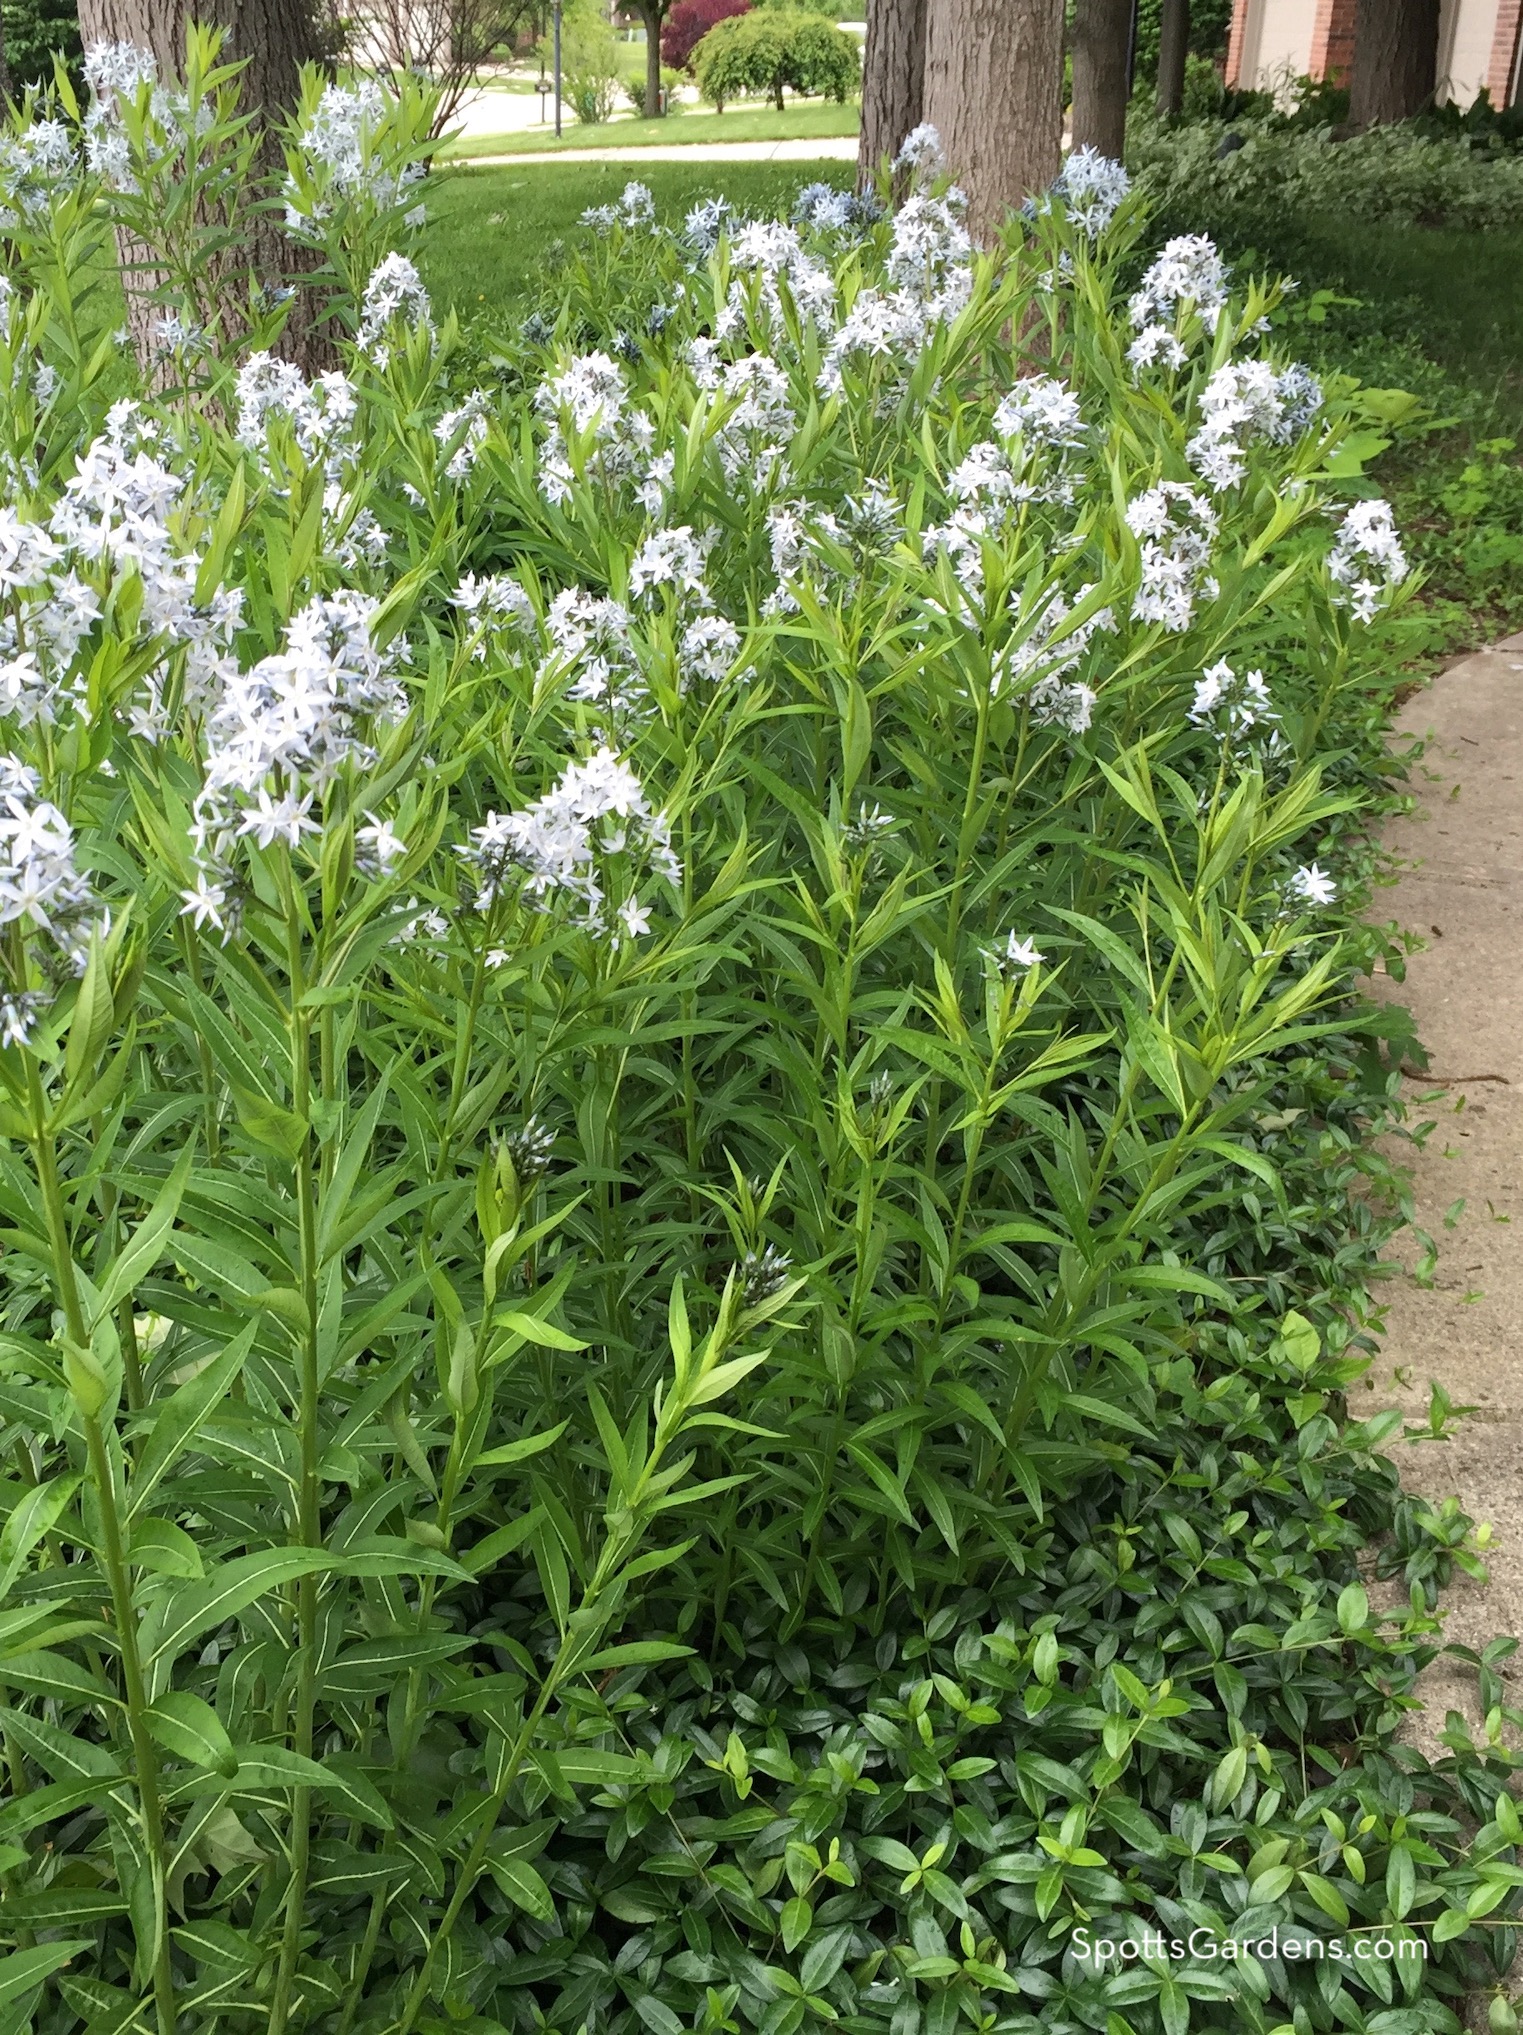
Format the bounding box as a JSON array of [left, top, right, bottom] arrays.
[[0, 59, 1519, 2035]]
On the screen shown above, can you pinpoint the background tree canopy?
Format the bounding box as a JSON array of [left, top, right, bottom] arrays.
[[1126, 0, 1234, 83], [5, 0, 82, 90]]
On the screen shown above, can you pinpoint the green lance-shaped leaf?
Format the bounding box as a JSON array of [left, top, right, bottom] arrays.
[[474, 1420, 569, 1470], [0, 1649, 115, 1707], [0, 1778, 113, 1844], [223, 1747, 392, 1825], [130, 1517, 206, 1580], [315, 1069, 393, 1262], [0, 1704, 120, 1784], [61, 933, 117, 1093], [128, 1324, 256, 1519], [576, 1640, 694, 1673], [0, 1474, 81, 1604], [137, 1547, 334, 1685], [320, 1632, 472, 1697], [482, 1846, 555, 1922], [230, 1087, 309, 1163], [0, 1942, 94, 2012], [91, 1144, 195, 1328], [147, 1691, 240, 1777]]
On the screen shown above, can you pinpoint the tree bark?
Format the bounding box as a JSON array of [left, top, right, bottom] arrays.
[[1069, 0, 1131, 159], [857, 0, 927, 183], [1155, 0, 1188, 116], [76, 0, 320, 114], [77, 0, 330, 369], [1349, 0, 1439, 126], [923, 0, 1063, 241]]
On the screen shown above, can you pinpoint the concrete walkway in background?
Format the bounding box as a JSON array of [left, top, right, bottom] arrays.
[[459, 136, 859, 167], [451, 83, 572, 142], [1364, 632, 1523, 1770]]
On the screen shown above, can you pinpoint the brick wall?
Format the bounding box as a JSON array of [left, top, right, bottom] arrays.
[[1229, 0, 1359, 92], [1488, 0, 1523, 103], [1309, 0, 1359, 82], [1225, 0, 1253, 87], [1235, 0, 1518, 105]]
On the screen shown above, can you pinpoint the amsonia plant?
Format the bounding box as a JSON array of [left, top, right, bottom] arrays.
[[0, 49, 1509, 2035]]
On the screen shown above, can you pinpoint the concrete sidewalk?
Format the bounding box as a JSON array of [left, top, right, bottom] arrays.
[[1365, 632, 1523, 1767], [460, 136, 859, 166]]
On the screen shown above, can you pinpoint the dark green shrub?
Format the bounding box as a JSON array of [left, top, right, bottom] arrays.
[[3, 0, 81, 93]]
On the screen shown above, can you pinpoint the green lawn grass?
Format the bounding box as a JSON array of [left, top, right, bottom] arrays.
[[1226, 212, 1523, 426], [1234, 210, 1523, 644], [418, 160, 852, 320], [439, 98, 859, 160]]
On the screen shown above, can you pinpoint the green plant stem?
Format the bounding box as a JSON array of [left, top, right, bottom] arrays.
[[336, 1885, 391, 2035], [81, 1414, 178, 2035], [270, 939, 325, 2035], [94, 1161, 146, 1416], [679, 807, 700, 1188], [1001, 1094, 1206, 1453], [26, 1061, 177, 2035], [339, 1372, 486, 2027], [935, 1077, 995, 1336], [949, 666, 994, 954], [918, 663, 996, 1269]]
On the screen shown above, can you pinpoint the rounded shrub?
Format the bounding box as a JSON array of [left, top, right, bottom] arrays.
[[694, 7, 859, 111]]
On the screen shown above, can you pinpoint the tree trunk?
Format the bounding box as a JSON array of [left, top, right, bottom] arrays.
[[634, 0, 664, 116], [77, 0, 331, 369], [857, 0, 927, 183], [76, 0, 318, 113], [923, 0, 1063, 242], [1070, 0, 1131, 159], [1155, 0, 1188, 115], [1349, 0, 1439, 126]]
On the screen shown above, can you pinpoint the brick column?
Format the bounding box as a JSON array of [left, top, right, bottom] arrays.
[[1488, 0, 1523, 104], [1309, 0, 1359, 82], [1225, 0, 1253, 86]]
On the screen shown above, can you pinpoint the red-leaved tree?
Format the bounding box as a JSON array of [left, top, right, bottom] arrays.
[[662, 0, 749, 71]]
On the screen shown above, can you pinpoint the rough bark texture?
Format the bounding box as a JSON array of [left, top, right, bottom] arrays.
[[857, 0, 927, 184], [76, 0, 319, 113], [77, 0, 330, 369], [1155, 0, 1188, 115], [923, 0, 1063, 242], [1349, 0, 1440, 126], [1069, 0, 1131, 159]]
